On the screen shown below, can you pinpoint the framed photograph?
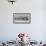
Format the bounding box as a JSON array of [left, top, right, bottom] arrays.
[[13, 13, 31, 24]]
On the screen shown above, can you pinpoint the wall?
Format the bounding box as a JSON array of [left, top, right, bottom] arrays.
[[0, 0, 46, 41]]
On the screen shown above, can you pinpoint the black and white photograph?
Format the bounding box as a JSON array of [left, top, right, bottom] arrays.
[[13, 13, 31, 24]]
